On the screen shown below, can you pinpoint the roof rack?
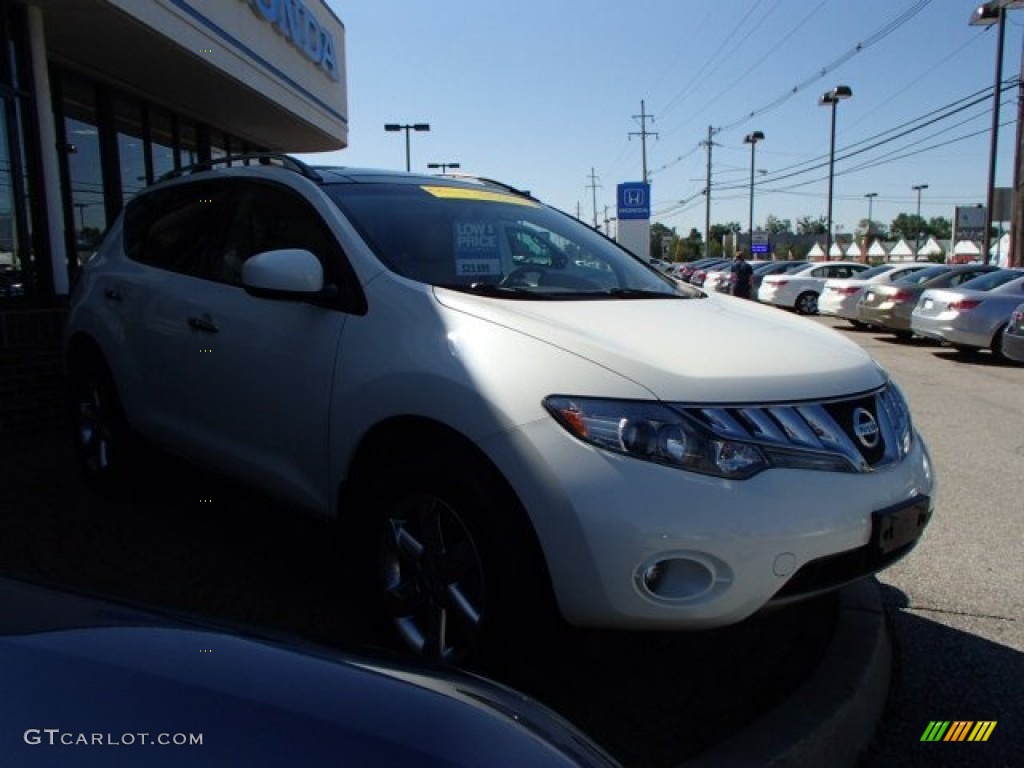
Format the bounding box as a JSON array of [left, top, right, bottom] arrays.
[[436, 173, 534, 200], [156, 153, 323, 184]]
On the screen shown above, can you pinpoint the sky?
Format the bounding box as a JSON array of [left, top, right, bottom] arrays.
[[304, 0, 1024, 241]]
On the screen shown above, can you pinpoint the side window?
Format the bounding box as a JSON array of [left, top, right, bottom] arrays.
[[811, 267, 827, 278], [219, 183, 341, 286], [949, 272, 972, 287], [123, 182, 231, 277]]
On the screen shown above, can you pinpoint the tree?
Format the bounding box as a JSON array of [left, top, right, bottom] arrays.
[[928, 216, 951, 240], [796, 215, 828, 235], [889, 213, 926, 240], [650, 222, 677, 260], [856, 218, 888, 239], [764, 215, 792, 235]]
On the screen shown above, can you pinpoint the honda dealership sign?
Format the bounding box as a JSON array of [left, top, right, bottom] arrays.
[[616, 182, 651, 260], [617, 183, 651, 220]]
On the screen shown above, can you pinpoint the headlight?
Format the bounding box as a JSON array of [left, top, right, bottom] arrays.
[[543, 396, 769, 479]]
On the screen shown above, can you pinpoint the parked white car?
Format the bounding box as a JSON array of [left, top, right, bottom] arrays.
[[818, 264, 931, 327], [65, 155, 935, 666], [758, 261, 870, 314]]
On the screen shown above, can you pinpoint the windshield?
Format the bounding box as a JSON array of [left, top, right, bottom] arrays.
[[895, 266, 949, 285], [959, 269, 1023, 291], [857, 264, 896, 280], [325, 182, 681, 299]]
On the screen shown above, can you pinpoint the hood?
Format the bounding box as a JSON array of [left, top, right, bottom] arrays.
[[434, 290, 885, 403]]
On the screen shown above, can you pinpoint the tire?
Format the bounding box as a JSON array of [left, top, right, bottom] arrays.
[[355, 447, 555, 670], [795, 291, 818, 315], [990, 325, 1008, 360], [68, 354, 136, 495]]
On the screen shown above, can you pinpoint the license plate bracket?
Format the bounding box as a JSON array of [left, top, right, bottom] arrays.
[[872, 497, 931, 554]]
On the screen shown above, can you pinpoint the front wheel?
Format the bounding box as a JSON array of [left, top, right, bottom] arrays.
[[795, 291, 819, 315], [358, 449, 555, 669], [68, 354, 135, 495]]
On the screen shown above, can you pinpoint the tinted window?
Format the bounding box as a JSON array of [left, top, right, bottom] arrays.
[[857, 264, 895, 280], [219, 183, 341, 285], [896, 266, 949, 285], [123, 182, 231, 276], [958, 269, 1022, 291]]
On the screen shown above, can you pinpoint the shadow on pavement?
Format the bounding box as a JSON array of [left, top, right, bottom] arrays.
[[0, 427, 838, 767], [858, 583, 1023, 768]]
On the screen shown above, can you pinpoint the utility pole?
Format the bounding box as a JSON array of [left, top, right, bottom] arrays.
[[1013, 30, 1024, 267], [629, 100, 658, 184], [701, 125, 718, 258], [586, 168, 601, 228]]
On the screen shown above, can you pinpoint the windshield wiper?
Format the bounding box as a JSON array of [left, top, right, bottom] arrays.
[[590, 288, 683, 299], [436, 283, 557, 299]]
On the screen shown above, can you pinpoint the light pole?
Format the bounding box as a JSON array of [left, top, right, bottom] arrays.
[[913, 184, 928, 259], [970, 1, 1024, 263], [819, 85, 853, 259], [427, 162, 460, 174], [384, 122, 430, 171], [743, 131, 764, 242], [864, 192, 878, 259]]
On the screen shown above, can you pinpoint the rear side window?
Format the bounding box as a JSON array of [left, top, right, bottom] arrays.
[[123, 182, 231, 277]]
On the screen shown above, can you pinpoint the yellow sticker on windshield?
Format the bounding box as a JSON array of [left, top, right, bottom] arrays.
[[421, 185, 538, 207]]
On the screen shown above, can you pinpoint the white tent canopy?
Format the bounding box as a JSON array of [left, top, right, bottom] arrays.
[[889, 239, 915, 261], [807, 243, 825, 259], [917, 236, 944, 258], [953, 240, 981, 257], [989, 233, 1010, 266], [845, 241, 862, 259], [867, 239, 889, 259], [829, 242, 845, 259]]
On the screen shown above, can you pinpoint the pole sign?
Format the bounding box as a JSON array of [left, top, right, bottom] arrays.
[[617, 183, 650, 220], [751, 230, 770, 255]]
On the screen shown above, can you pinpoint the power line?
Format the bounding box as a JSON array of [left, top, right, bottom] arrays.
[[715, 0, 935, 133]]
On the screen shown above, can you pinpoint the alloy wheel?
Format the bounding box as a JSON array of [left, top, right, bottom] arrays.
[[379, 492, 486, 661]]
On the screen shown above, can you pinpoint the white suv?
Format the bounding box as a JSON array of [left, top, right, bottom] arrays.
[[65, 156, 935, 665]]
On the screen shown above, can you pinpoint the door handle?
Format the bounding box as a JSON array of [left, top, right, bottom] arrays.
[[187, 314, 219, 333]]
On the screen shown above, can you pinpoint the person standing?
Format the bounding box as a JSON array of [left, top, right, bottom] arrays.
[[731, 249, 754, 299]]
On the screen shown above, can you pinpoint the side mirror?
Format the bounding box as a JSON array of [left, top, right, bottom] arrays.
[[242, 248, 324, 299]]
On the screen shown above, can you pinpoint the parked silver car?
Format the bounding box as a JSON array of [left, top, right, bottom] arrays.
[[818, 264, 930, 328], [910, 269, 1024, 356], [856, 264, 998, 338], [1001, 302, 1024, 363]]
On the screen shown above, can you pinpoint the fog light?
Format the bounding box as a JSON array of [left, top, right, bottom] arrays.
[[637, 556, 717, 601]]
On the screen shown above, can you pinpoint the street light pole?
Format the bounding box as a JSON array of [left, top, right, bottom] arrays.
[[744, 131, 764, 242], [427, 162, 460, 174], [384, 122, 431, 171], [913, 184, 929, 259], [864, 192, 878, 261], [819, 86, 852, 260]]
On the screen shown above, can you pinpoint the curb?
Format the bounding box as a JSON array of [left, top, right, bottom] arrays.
[[680, 578, 891, 768]]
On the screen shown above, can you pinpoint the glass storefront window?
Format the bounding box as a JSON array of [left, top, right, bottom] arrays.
[[0, 98, 22, 296], [114, 98, 145, 205], [178, 119, 198, 168], [61, 77, 105, 265], [149, 108, 175, 180]]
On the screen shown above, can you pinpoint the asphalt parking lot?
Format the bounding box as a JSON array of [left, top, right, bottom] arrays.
[[0, 423, 835, 767]]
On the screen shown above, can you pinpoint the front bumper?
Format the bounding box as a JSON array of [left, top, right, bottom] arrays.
[[489, 419, 935, 630]]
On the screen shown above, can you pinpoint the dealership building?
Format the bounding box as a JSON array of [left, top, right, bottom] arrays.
[[0, 0, 347, 432]]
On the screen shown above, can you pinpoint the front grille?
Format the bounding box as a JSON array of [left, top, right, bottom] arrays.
[[681, 382, 912, 473]]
